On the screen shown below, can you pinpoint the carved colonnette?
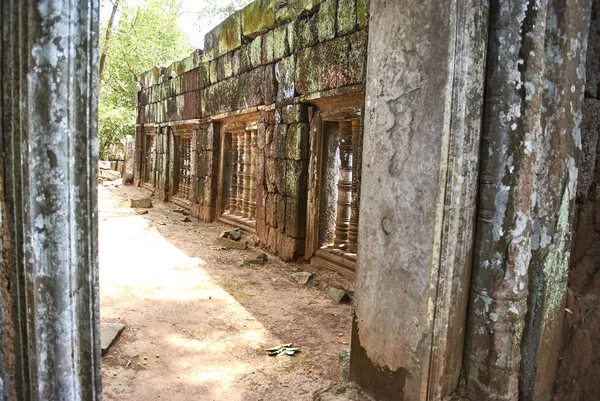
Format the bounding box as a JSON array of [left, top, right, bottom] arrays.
[[135, 0, 369, 262]]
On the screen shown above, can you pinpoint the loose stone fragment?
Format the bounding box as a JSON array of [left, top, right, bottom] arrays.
[[215, 237, 248, 250], [292, 271, 313, 284], [100, 169, 121, 181], [99, 160, 111, 170], [339, 349, 351, 384], [120, 198, 153, 208], [135, 209, 149, 215], [327, 287, 350, 303], [229, 228, 242, 241], [243, 252, 268, 265], [100, 323, 125, 355]]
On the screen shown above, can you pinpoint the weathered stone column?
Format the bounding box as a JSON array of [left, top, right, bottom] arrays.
[[243, 131, 252, 219], [236, 132, 245, 217], [462, 1, 591, 400], [249, 130, 257, 219], [229, 133, 239, 214], [350, 1, 488, 400], [347, 118, 361, 254], [0, 1, 102, 400], [333, 121, 353, 249]]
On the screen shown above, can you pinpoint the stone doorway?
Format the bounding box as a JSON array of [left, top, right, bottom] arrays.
[[217, 119, 259, 232], [307, 114, 362, 276], [169, 126, 196, 209], [142, 127, 156, 190]]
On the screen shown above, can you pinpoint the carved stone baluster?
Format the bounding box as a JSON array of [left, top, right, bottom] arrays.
[[229, 133, 238, 214], [249, 130, 257, 219], [333, 121, 353, 249], [348, 118, 361, 253], [236, 132, 245, 216], [243, 130, 252, 218]]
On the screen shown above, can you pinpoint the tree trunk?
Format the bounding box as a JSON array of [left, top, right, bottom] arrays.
[[99, 0, 120, 88]]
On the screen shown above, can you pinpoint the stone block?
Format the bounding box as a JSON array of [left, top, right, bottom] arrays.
[[238, 46, 252, 74], [285, 159, 308, 198], [271, 123, 288, 158], [276, 234, 304, 260], [285, 123, 310, 160], [217, 53, 233, 81], [262, 30, 275, 65], [232, 50, 241, 75], [101, 323, 125, 355], [317, 0, 337, 42], [337, 0, 356, 35], [267, 226, 279, 253], [264, 64, 277, 105], [292, 271, 313, 284], [266, 158, 277, 192], [280, 104, 309, 123], [356, 0, 369, 29], [249, 35, 263, 68], [275, 158, 288, 195], [209, 60, 218, 85], [328, 287, 350, 303], [120, 198, 152, 208], [201, 67, 267, 116], [214, 237, 248, 250], [256, 214, 268, 240], [297, 14, 319, 51], [275, 55, 296, 101], [296, 36, 357, 95], [285, 196, 307, 238], [198, 62, 209, 90], [204, 11, 242, 60], [348, 29, 367, 82], [276, 0, 321, 24], [206, 123, 220, 151], [241, 0, 276, 38], [273, 25, 290, 60], [265, 193, 278, 227], [276, 194, 286, 232]]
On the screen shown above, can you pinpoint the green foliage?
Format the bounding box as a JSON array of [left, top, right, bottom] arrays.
[[98, 105, 135, 159], [198, 0, 253, 26], [99, 0, 194, 158]]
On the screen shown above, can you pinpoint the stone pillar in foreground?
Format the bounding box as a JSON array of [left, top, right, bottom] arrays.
[[462, 1, 591, 400], [0, 1, 101, 400], [350, 1, 488, 400]]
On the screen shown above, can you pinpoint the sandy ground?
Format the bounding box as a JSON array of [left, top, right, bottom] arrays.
[[99, 184, 356, 401]]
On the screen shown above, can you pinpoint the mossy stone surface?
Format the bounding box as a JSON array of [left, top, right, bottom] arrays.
[[204, 11, 242, 60], [273, 25, 290, 60], [262, 30, 275, 64], [241, 0, 276, 38], [296, 35, 356, 95], [317, 0, 337, 42], [285, 123, 310, 160], [337, 0, 356, 36], [249, 36, 263, 68], [217, 53, 233, 81], [285, 159, 308, 198], [276, 55, 296, 101], [209, 60, 218, 85], [356, 0, 369, 28]]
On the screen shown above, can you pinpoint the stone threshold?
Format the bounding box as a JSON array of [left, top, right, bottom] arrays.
[[219, 213, 256, 234], [311, 247, 356, 278]]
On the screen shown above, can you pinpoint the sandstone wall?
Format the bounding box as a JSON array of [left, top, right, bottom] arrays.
[[135, 0, 368, 260]]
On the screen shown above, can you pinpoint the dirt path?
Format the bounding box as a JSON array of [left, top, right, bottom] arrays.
[[99, 185, 355, 401]]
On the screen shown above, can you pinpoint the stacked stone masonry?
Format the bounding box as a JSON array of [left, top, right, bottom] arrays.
[[132, 1, 599, 401], [135, 0, 368, 262]]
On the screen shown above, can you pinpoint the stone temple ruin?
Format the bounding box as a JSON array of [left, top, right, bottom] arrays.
[[134, 0, 367, 273], [1, 0, 600, 401]]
